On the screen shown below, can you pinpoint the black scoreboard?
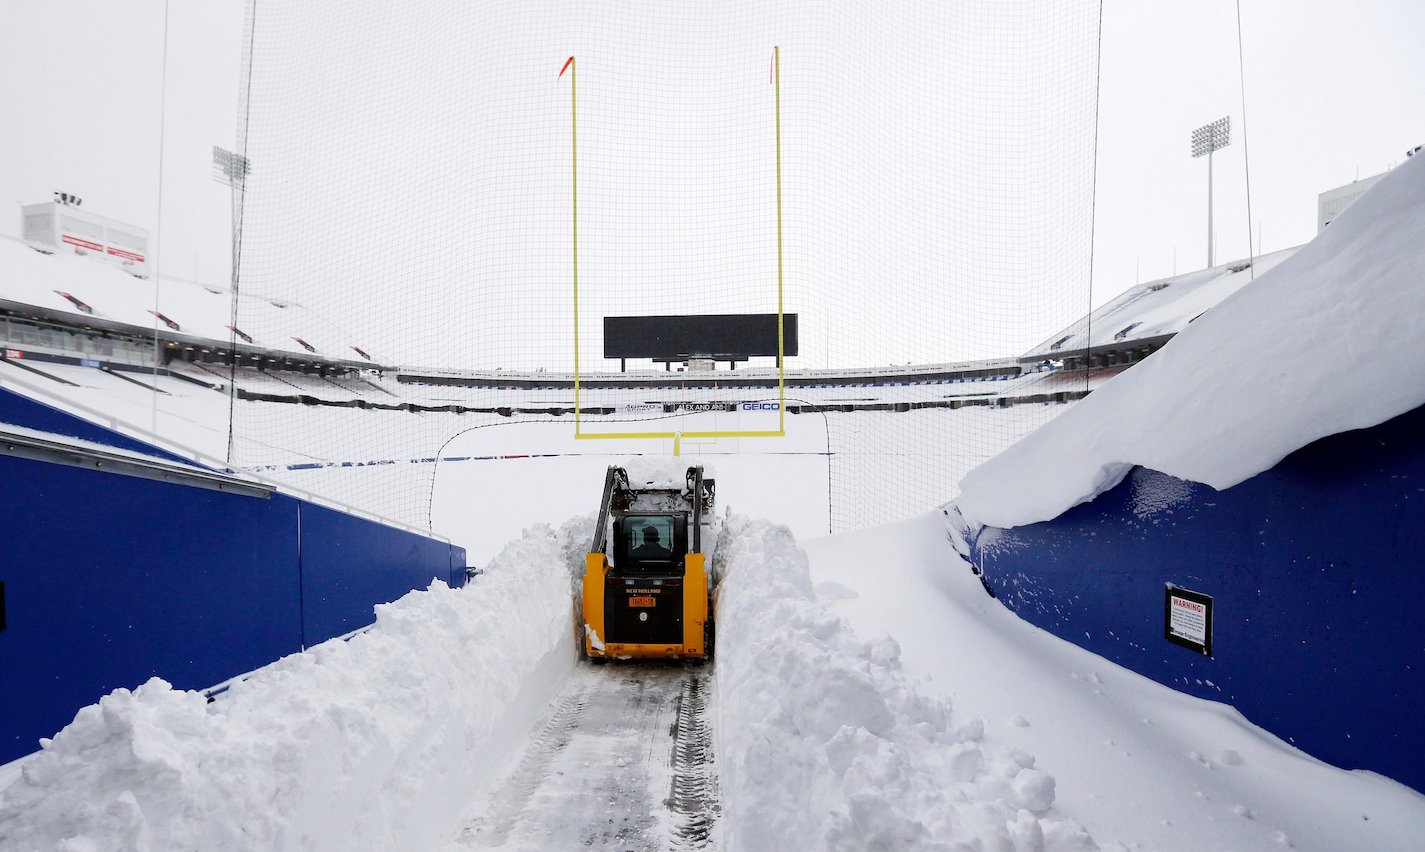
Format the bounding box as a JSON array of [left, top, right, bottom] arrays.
[[603, 313, 798, 364]]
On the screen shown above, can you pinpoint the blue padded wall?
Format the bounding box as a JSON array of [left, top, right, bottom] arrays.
[[0, 390, 468, 765], [970, 403, 1425, 792], [299, 501, 467, 646], [0, 451, 302, 762]]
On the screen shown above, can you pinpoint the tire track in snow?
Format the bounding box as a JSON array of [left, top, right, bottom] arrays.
[[452, 663, 718, 851], [666, 670, 719, 849], [454, 680, 594, 848]]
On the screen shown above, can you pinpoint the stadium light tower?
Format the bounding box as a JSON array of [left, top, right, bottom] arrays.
[[212, 145, 251, 464], [1191, 116, 1231, 269], [212, 146, 250, 186], [211, 146, 250, 288]]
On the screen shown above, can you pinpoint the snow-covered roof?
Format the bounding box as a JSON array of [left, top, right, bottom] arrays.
[[957, 154, 1425, 531], [0, 236, 381, 363]]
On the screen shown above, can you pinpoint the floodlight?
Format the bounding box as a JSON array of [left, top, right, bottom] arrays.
[[1190, 116, 1230, 159], [212, 146, 251, 186]]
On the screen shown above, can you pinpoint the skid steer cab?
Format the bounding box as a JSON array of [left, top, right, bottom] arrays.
[[581, 465, 715, 661]]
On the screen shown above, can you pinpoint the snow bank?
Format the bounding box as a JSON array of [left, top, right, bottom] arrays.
[[957, 154, 1425, 530], [0, 521, 586, 851], [713, 513, 1097, 851], [808, 512, 1425, 851]]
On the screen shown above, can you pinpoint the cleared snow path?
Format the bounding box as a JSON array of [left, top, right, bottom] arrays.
[[448, 662, 718, 851]]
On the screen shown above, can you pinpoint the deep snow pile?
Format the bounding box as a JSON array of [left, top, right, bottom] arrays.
[[957, 154, 1425, 530], [805, 512, 1425, 851], [0, 522, 583, 851], [623, 456, 707, 489], [713, 513, 1097, 851]]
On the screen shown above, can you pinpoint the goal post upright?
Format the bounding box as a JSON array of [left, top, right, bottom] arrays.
[[559, 55, 580, 433]]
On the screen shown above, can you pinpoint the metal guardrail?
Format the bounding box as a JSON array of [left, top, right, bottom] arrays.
[[0, 427, 274, 499]]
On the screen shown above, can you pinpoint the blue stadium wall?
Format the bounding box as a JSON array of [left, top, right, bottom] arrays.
[[968, 402, 1425, 792], [0, 386, 467, 765]]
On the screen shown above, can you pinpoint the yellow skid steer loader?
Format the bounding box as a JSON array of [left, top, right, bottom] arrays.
[[581, 466, 715, 661]]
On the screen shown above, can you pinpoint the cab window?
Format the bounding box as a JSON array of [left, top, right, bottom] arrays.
[[622, 515, 675, 565]]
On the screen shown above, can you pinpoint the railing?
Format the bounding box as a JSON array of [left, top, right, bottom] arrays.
[[0, 426, 274, 499]]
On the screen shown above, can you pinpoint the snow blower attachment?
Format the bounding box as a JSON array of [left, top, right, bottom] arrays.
[[582, 466, 716, 661]]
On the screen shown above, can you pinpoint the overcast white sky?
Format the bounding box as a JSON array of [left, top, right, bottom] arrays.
[[1095, 0, 1425, 286], [1, 1, 1421, 363]]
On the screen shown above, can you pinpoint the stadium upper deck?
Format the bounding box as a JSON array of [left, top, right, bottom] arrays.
[[1, 230, 1293, 400]]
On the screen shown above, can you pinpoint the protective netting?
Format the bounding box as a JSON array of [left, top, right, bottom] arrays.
[[227, 0, 1102, 537]]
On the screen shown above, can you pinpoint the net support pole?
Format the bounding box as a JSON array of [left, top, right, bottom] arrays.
[[774, 45, 785, 435]]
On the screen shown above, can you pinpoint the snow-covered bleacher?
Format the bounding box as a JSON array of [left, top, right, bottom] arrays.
[[1022, 246, 1297, 370], [0, 235, 383, 366]]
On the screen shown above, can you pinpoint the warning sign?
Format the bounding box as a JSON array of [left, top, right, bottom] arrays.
[[1165, 584, 1213, 656]]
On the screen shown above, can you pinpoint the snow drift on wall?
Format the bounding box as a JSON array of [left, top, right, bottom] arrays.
[[956, 154, 1425, 531]]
